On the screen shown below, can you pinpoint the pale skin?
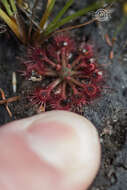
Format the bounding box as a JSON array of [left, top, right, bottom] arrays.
[[0, 111, 101, 190]]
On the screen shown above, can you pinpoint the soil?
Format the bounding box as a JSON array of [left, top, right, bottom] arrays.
[[0, 0, 127, 189]]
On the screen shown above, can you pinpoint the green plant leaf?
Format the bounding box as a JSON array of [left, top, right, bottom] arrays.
[[9, 0, 17, 13], [44, 0, 118, 36], [45, 0, 74, 32], [0, 7, 21, 39], [39, 0, 56, 29], [1, 0, 13, 16], [44, 2, 101, 36]]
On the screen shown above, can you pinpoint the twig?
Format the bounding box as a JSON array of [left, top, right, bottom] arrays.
[[0, 88, 20, 117], [53, 18, 97, 34], [0, 96, 20, 104]]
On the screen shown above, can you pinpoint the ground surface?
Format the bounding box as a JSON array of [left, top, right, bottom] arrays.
[[0, 0, 127, 189]]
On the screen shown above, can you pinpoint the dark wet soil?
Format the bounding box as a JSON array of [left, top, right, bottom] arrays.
[[0, 0, 127, 189]]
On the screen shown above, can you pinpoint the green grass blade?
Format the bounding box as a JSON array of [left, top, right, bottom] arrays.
[[0, 7, 21, 40], [1, 0, 13, 16], [45, 0, 74, 32], [39, 0, 56, 29], [9, 0, 17, 13], [44, 2, 100, 35], [44, 0, 118, 36]]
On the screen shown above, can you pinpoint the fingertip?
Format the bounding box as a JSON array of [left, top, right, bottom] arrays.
[[0, 111, 101, 190], [25, 111, 101, 189]]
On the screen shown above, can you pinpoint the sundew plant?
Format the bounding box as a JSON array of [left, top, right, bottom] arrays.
[[0, 0, 117, 113]]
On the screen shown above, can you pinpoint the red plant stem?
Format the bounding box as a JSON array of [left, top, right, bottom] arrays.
[[74, 63, 88, 70], [23, 60, 33, 64], [61, 48, 67, 68], [69, 77, 83, 88], [77, 75, 90, 79], [45, 71, 57, 76], [48, 78, 62, 91], [72, 71, 86, 76], [31, 98, 40, 105], [44, 57, 57, 68], [61, 81, 66, 99], [72, 55, 83, 68], [68, 82, 79, 95], [56, 52, 61, 63]]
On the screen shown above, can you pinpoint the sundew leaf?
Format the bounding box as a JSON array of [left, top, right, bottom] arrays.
[[45, 0, 74, 33], [39, 0, 56, 30]]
